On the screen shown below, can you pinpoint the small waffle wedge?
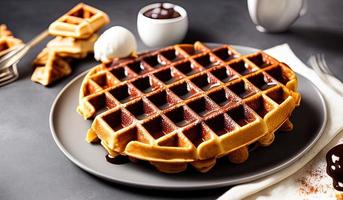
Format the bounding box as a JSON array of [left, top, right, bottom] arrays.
[[0, 35, 23, 57], [47, 34, 98, 58], [31, 50, 72, 86], [49, 3, 110, 39], [77, 42, 301, 173], [0, 24, 13, 37]]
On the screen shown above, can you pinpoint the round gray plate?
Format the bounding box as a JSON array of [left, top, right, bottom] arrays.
[[50, 45, 327, 190]]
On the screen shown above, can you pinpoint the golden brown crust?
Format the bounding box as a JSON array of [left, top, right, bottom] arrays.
[[47, 34, 98, 58], [0, 24, 23, 57], [48, 3, 110, 38], [31, 50, 72, 86], [279, 119, 294, 131], [0, 24, 13, 37], [228, 146, 249, 164], [258, 132, 275, 147], [0, 35, 23, 57]]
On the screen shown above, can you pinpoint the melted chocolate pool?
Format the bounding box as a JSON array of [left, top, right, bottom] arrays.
[[144, 3, 181, 19], [326, 144, 343, 191], [106, 154, 129, 165]]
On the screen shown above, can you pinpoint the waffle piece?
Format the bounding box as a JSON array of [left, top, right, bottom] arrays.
[[49, 3, 109, 39], [31, 50, 72, 86], [0, 36, 23, 57], [33, 48, 50, 66], [47, 34, 98, 58], [77, 41, 301, 173], [0, 24, 13, 37], [0, 25, 23, 56]]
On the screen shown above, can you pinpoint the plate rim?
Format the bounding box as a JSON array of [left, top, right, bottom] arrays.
[[49, 45, 328, 190]]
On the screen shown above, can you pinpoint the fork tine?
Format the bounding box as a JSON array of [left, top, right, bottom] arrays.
[[0, 44, 25, 64], [0, 68, 10, 78], [0, 64, 19, 86], [309, 54, 331, 85], [0, 71, 13, 83], [308, 55, 322, 74], [0, 74, 17, 86], [307, 56, 314, 70], [315, 54, 326, 73], [308, 55, 315, 67], [315, 54, 330, 78], [0, 74, 13, 83], [309, 54, 343, 97], [319, 54, 334, 76]]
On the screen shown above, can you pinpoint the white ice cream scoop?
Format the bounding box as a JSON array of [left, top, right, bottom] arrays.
[[94, 26, 137, 63]]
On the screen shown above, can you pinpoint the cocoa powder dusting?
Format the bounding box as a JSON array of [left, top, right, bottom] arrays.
[[296, 162, 336, 200]]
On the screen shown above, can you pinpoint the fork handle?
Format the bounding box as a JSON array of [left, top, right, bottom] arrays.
[[0, 29, 49, 69], [26, 30, 49, 48]]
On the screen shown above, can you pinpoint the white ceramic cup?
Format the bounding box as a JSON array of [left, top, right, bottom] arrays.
[[137, 3, 188, 47], [248, 0, 307, 33]]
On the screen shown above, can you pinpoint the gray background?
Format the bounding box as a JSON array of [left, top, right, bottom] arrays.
[[0, 0, 342, 199]]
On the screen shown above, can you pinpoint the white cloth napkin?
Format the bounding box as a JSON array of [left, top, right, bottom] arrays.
[[218, 44, 343, 200]]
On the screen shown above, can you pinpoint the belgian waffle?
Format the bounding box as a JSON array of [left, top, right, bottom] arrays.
[[49, 3, 110, 39], [77, 41, 301, 173]]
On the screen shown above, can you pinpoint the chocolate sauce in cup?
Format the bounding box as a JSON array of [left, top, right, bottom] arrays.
[[143, 3, 181, 19], [326, 144, 343, 191], [137, 3, 188, 47]]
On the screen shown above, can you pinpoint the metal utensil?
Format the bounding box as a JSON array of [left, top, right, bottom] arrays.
[[0, 30, 49, 87], [308, 54, 343, 96]]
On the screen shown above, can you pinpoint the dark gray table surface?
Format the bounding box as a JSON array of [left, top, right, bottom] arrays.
[[1, 0, 342, 199]]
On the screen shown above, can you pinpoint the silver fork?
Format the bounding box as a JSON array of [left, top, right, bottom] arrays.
[[308, 54, 343, 96], [0, 30, 49, 87]]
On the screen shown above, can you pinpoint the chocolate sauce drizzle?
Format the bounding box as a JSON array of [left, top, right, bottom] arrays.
[[326, 144, 343, 191], [144, 3, 181, 19], [106, 154, 129, 165]]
